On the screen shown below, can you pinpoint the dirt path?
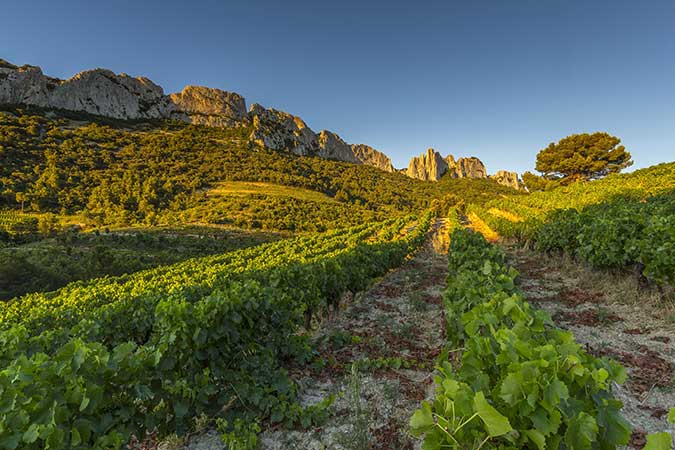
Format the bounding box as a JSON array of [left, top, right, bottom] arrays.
[[504, 244, 675, 448], [179, 220, 451, 450]]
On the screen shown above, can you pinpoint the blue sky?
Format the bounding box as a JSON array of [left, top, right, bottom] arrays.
[[3, 0, 674, 173]]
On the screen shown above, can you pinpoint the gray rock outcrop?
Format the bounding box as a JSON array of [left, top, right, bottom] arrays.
[[0, 65, 173, 119], [455, 157, 487, 179], [406, 148, 449, 181], [247, 103, 319, 156], [1, 59, 515, 179], [406, 150, 490, 181], [169, 86, 247, 127], [317, 130, 360, 163], [351, 144, 395, 172], [0, 59, 403, 172], [491, 170, 525, 190]]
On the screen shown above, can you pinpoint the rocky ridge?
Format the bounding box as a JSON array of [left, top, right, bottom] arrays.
[[0, 59, 395, 172], [0, 58, 521, 186], [405, 148, 523, 189]]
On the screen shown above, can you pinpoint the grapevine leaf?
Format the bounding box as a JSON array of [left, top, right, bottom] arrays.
[[543, 377, 568, 407], [473, 391, 512, 437], [531, 407, 561, 436], [0, 433, 21, 450], [22, 424, 40, 444], [525, 429, 546, 450], [564, 412, 598, 450], [499, 372, 523, 405], [410, 402, 435, 435], [643, 432, 672, 450], [668, 407, 675, 424]]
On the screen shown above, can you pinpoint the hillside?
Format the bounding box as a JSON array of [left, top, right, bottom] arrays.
[[0, 108, 517, 232]]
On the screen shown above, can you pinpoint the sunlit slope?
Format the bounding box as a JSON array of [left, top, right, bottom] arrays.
[[0, 108, 517, 232], [480, 162, 675, 222], [469, 162, 675, 287]]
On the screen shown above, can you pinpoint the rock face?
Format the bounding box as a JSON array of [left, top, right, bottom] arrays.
[[406, 148, 449, 181], [351, 144, 395, 172], [247, 103, 396, 170], [247, 103, 319, 156], [455, 157, 487, 179], [491, 170, 525, 190], [406, 149, 489, 181], [0, 65, 173, 119], [317, 130, 360, 163], [169, 86, 247, 127]]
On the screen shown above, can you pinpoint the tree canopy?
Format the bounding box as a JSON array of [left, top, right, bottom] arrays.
[[535, 132, 632, 183]]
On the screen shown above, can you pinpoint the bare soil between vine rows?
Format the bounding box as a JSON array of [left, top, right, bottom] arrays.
[[176, 221, 451, 450]]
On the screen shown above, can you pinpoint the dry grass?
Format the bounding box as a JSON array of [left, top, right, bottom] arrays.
[[544, 251, 675, 328], [487, 207, 524, 223], [467, 212, 499, 242], [208, 181, 335, 203]]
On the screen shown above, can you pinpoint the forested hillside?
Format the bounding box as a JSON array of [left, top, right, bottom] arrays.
[[0, 108, 516, 231]]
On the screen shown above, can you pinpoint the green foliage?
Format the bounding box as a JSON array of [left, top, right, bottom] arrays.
[[411, 229, 632, 450], [531, 192, 675, 285], [217, 418, 261, 450], [521, 171, 557, 192], [535, 132, 632, 182], [474, 163, 675, 286], [0, 110, 512, 232], [0, 215, 432, 448], [0, 227, 280, 300]]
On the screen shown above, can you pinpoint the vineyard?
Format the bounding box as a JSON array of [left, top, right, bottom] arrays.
[[1, 112, 674, 449], [0, 211, 38, 235], [0, 214, 433, 449], [467, 162, 675, 290]]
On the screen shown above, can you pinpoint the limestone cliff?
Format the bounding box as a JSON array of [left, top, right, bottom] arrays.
[[491, 170, 525, 190], [0, 58, 518, 180], [351, 144, 395, 172], [0, 65, 173, 119], [317, 130, 360, 163], [0, 59, 400, 172], [406, 149, 490, 181], [455, 157, 487, 179], [247, 103, 319, 156], [169, 86, 247, 127], [406, 148, 449, 181]]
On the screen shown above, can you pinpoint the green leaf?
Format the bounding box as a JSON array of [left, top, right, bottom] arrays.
[[71, 428, 82, 447], [473, 391, 512, 437], [668, 407, 675, 425], [596, 400, 631, 445], [525, 429, 546, 450], [564, 412, 598, 450], [531, 407, 561, 436], [79, 395, 90, 412], [0, 433, 21, 450], [543, 377, 569, 407], [410, 402, 435, 435], [174, 400, 189, 418], [72, 343, 87, 371], [643, 432, 672, 450], [22, 424, 40, 444], [499, 372, 523, 405]]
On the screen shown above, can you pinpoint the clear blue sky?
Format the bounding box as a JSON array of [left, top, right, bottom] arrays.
[[3, 0, 674, 173]]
